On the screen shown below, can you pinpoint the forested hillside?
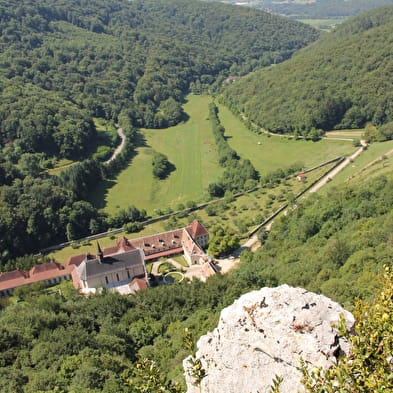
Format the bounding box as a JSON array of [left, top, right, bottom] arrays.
[[1, 170, 393, 392], [223, 5, 393, 137], [0, 0, 318, 264]]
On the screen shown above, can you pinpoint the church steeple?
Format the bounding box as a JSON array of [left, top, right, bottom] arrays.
[[97, 242, 104, 263]]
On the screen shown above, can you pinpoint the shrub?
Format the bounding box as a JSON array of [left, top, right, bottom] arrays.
[[302, 266, 393, 393]]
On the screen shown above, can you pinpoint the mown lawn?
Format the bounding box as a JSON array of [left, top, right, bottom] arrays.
[[103, 95, 223, 214], [216, 103, 356, 175]]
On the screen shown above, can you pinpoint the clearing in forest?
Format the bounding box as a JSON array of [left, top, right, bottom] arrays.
[[102, 95, 223, 214], [216, 103, 356, 175]]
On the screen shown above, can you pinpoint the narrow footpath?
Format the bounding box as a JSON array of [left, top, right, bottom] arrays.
[[105, 127, 126, 163]]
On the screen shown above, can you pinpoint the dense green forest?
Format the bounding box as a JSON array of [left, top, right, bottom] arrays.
[[1, 170, 393, 392], [0, 0, 319, 264], [223, 5, 393, 136]]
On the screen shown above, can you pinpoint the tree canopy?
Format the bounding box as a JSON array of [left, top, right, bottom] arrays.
[[223, 5, 393, 135], [1, 171, 393, 391], [0, 0, 319, 263]]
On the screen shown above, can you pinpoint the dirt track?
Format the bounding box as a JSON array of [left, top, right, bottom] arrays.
[[309, 141, 366, 193], [105, 127, 126, 163]]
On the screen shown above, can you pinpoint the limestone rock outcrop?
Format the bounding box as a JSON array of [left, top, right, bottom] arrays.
[[184, 285, 354, 393]]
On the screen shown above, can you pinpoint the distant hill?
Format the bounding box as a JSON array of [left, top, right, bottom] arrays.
[[262, 0, 393, 19], [211, 0, 393, 20], [222, 5, 393, 136], [0, 0, 318, 134]]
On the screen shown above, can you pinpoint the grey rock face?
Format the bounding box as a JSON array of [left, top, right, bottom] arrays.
[[184, 285, 354, 393]]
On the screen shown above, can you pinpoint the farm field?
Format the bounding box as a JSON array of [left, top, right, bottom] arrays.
[[101, 95, 223, 215], [216, 103, 356, 175], [323, 140, 393, 191]]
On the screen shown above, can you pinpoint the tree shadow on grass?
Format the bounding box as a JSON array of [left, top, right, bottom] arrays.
[[159, 161, 176, 180], [88, 179, 116, 210]]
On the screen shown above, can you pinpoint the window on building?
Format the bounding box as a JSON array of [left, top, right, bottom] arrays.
[[105, 276, 109, 284], [116, 273, 120, 282]]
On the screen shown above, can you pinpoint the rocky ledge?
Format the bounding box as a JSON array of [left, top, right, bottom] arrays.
[[184, 285, 354, 393]]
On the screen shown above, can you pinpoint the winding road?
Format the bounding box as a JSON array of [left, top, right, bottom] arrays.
[[105, 126, 126, 163]]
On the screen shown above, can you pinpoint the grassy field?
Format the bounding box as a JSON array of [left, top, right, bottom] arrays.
[[216, 103, 356, 175], [323, 140, 393, 191], [297, 18, 345, 31], [325, 129, 364, 139], [48, 161, 336, 264], [47, 159, 77, 176], [102, 95, 223, 215]]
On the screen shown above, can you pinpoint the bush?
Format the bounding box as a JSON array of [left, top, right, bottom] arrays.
[[152, 152, 175, 179], [302, 266, 393, 393]]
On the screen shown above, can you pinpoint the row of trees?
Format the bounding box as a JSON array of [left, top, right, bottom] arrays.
[[207, 103, 259, 197]]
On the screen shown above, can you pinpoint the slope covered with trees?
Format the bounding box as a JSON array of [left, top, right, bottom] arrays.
[[223, 5, 393, 136], [1, 170, 393, 392], [0, 0, 318, 131], [0, 0, 319, 264]]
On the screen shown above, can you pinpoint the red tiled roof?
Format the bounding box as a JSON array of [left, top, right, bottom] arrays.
[[129, 277, 148, 292], [130, 228, 184, 255], [65, 254, 86, 267], [103, 236, 135, 256], [0, 263, 74, 292], [182, 229, 203, 256], [144, 247, 183, 261], [187, 220, 209, 238], [202, 262, 216, 278], [29, 262, 63, 276], [0, 270, 27, 283]]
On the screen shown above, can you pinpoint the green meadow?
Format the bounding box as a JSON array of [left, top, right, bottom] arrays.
[[102, 95, 223, 214], [216, 103, 355, 175], [297, 18, 344, 31], [95, 95, 359, 215]]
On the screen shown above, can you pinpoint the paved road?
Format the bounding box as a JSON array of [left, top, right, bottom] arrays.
[[106, 127, 126, 163]]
